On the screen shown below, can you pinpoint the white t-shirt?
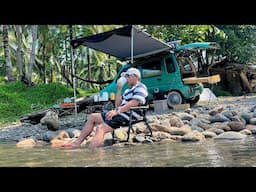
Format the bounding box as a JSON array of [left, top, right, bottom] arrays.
[[119, 82, 148, 120]]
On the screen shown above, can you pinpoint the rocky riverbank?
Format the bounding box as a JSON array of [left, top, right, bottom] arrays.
[[1, 95, 256, 148]]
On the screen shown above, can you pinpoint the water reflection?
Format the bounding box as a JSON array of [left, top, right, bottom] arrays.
[[0, 136, 256, 167]]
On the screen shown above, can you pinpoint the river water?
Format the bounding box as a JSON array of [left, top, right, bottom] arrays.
[[1, 136, 256, 167]]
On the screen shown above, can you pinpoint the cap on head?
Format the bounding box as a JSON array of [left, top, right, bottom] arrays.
[[121, 67, 141, 79]]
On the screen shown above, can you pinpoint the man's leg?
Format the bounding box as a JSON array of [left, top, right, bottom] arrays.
[[62, 113, 104, 147], [88, 123, 114, 148]]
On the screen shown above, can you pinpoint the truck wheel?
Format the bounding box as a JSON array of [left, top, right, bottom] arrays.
[[167, 91, 183, 108]]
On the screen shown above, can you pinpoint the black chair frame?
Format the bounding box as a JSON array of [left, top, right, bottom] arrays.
[[112, 105, 152, 143]]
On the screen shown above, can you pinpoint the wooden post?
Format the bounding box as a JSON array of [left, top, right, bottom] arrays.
[[240, 71, 253, 92]]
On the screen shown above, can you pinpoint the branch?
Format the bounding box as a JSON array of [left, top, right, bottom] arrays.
[[71, 73, 114, 85]]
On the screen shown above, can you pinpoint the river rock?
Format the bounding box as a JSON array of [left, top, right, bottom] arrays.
[[227, 122, 245, 131], [240, 113, 253, 124], [53, 131, 70, 140], [50, 139, 66, 147], [114, 129, 128, 141], [152, 131, 171, 140], [249, 118, 256, 125], [250, 128, 256, 134], [209, 114, 231, 123], [250, 105, 256, 112], [66, 128, 81, 138], [202, 131, 217, 138], [197, 122, 211, 130], [211, 122, 231, 131], [181, 130, 205, 142], [150, 123, 172, 133], [178, 113, 194, 121], [245, 124, 256, 130], [214, 131, 246, 140], [134, 134, 146, 143], [190, 125, 204, 132], [222, 110, 234, 120], [16, 138, 36, 148], [189, 118, 202, 127], [168, 115, 184, 127], [42, 131, 59, 142], [239, 129, 252, 135], [40, 110, 59, 131], [160, 119, 171, 127], [169, 125, 191, 135], [207, 128, 225, 135]]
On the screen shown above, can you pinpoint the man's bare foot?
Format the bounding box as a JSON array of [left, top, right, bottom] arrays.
[[61, 142, 80, 148]]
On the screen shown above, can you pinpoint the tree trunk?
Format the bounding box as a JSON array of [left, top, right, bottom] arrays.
[[2, 25, 15, 82], [69, 25, 73, 84], [42, 45, 46, 84], [15, 25, 23, 79], [87, 47, 91, 88], [27, 25, 38, 85]]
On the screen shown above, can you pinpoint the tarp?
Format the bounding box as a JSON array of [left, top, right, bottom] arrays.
[[71, 25, 173, 61], [199, 88, 217, 102]]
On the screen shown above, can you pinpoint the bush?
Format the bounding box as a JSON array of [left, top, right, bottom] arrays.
[[212, 87, 232, 97]]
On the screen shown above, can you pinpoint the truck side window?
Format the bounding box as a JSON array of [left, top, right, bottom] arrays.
[[142, 60, 161, 78], [178, 57, 196, 78], [165, 57, 175, 73]]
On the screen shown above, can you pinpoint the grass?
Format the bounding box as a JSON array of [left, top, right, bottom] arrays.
[[0, 81, 97, 127]]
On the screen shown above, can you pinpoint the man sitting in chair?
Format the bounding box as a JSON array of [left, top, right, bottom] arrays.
[[62, 67, 148, 148]]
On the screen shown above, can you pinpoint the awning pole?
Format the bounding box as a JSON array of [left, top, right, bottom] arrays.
[[69, 25, 77, 117], [131, 25, 134, 64], [71, 46, 77, 117]]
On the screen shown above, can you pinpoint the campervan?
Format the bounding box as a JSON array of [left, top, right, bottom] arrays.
[[99, 42, 220, 107], [71, 25, 220, 108]]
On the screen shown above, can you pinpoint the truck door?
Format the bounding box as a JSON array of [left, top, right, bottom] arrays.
[[163, 55, 183, 90], [140, 58, 163, 99]]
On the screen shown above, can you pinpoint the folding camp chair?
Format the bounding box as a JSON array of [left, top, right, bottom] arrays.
[[112, 101, 152, 143]]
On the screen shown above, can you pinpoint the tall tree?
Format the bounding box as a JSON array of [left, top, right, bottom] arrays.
[[27, 25, 38, 85], [15, 25, 23, 79], [2, 25, 14, 82]]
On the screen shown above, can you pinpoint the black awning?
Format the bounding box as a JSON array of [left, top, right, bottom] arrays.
[[71, 25, 172, 61]]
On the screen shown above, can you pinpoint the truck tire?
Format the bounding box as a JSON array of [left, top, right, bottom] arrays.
[[167, 91, 183, 108]]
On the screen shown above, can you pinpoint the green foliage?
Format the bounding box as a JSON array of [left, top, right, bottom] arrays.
[[213, 25, 256, 64], [0, 81, 95, 126], [143, 25, 256, 64], [77, 87, 98, 96], [212, 86, 232, 97]]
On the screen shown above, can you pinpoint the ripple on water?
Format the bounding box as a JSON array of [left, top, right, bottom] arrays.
[[1, 136, 256, 167]]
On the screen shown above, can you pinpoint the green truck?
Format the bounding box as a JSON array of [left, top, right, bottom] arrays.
[[71, 25, 220, 108], [99, 42, 219, 107]]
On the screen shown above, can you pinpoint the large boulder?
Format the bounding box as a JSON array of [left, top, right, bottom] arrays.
[[40, 110, 59, 131], [16, 138, 36, 148], [214, 131, 246, 140]]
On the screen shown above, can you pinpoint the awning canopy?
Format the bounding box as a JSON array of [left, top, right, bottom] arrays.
[[71, 25, 173, 61]]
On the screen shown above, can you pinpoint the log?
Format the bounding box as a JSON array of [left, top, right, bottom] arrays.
[[240, 71, 253, 92], [250, 79, 256, 87], [76, 96, 94, 112], [20, 109, 49, 124]]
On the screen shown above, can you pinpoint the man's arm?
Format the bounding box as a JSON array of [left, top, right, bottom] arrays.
[[106, 99, 139, 120], [117, 99, 140, 113], [115, 83, 123, 107]]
